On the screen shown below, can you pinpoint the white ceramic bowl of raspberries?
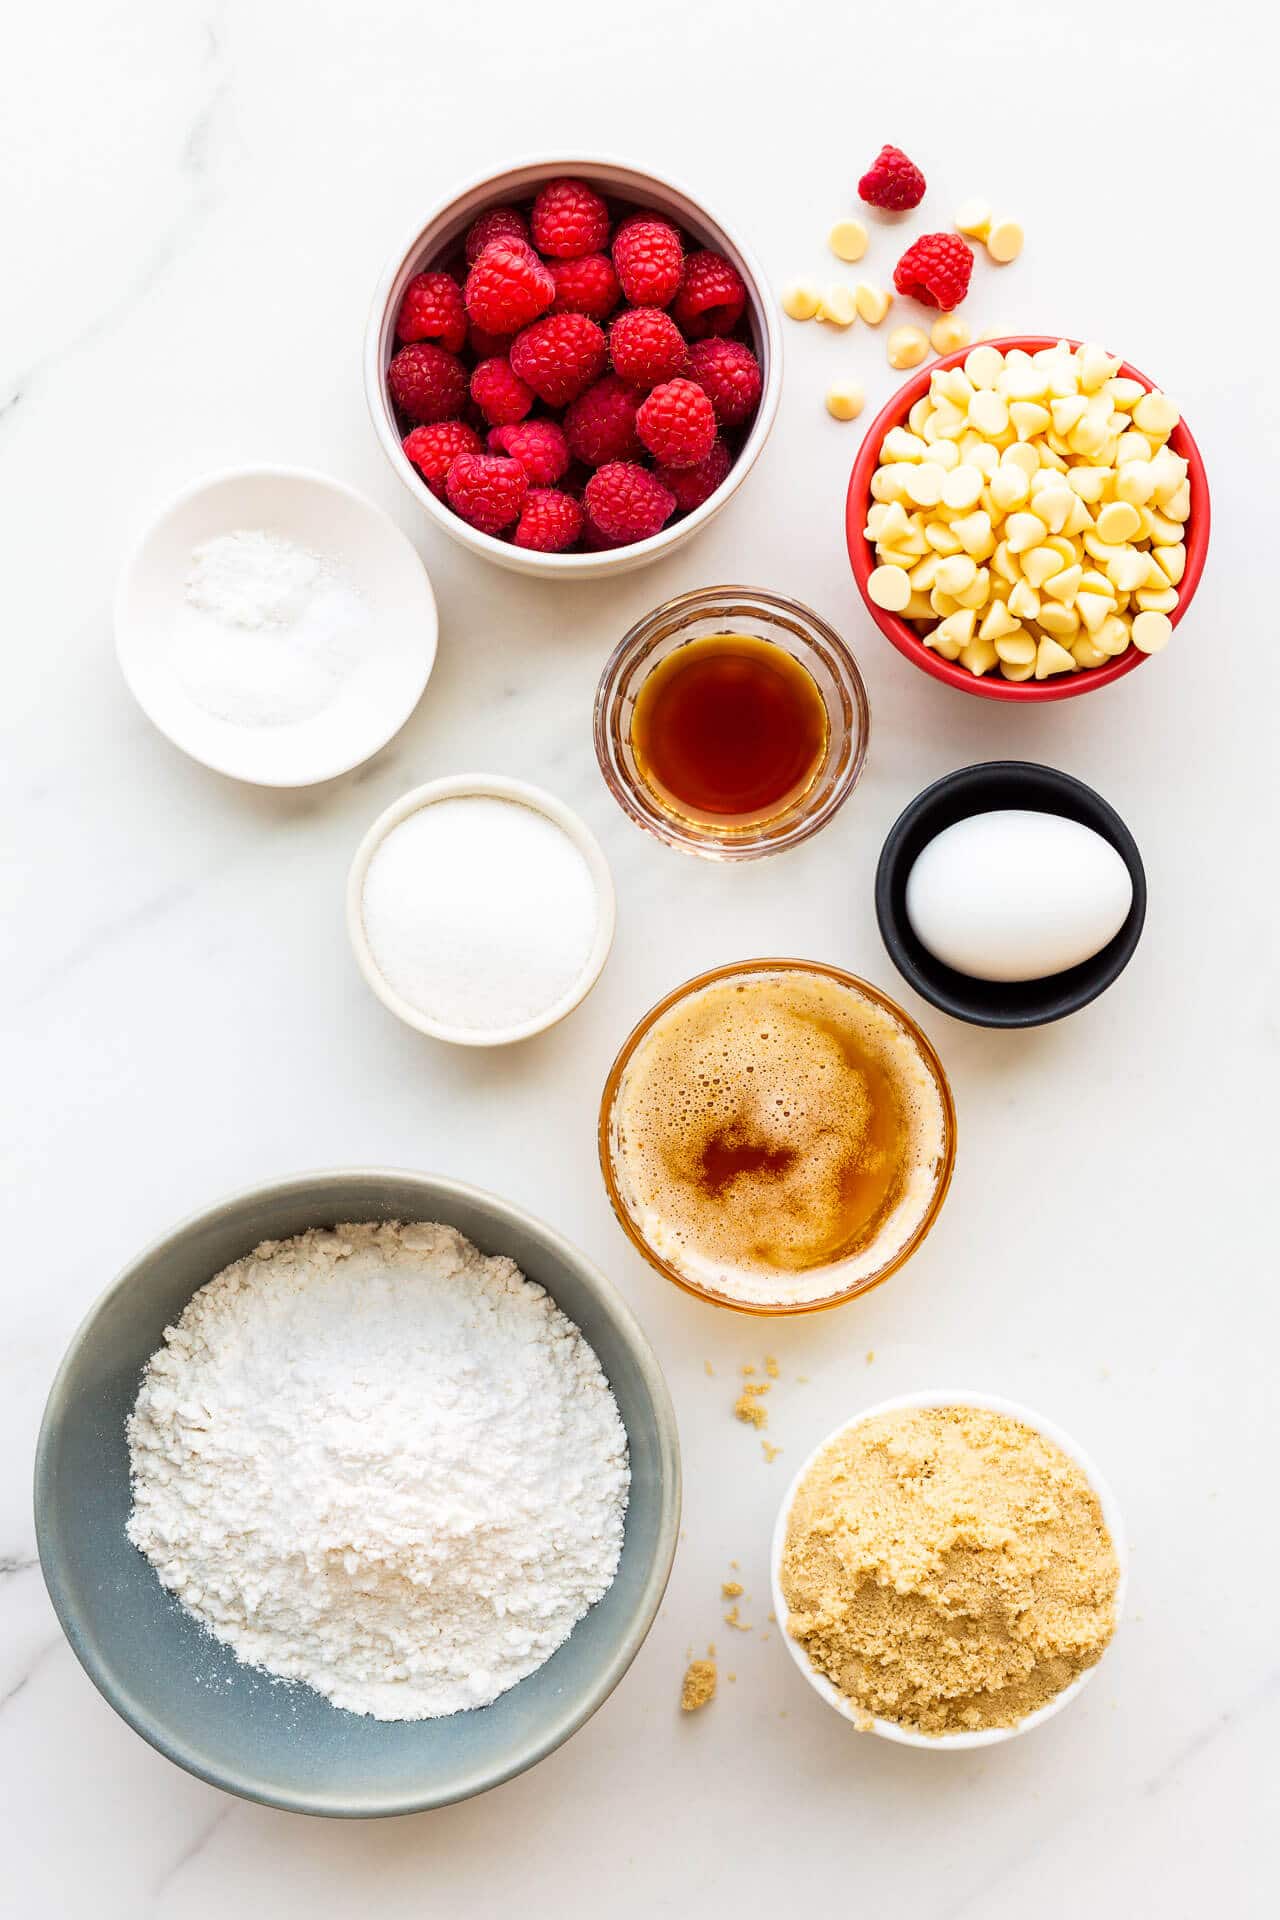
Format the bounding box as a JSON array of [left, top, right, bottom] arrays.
[[364, 157, 782, 576]]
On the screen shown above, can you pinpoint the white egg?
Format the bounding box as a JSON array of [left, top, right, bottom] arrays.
[[904, 809, 1134, 984]]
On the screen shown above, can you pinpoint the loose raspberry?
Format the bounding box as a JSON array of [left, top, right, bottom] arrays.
[[672, 250, 747, 339], [858, 145, 926, 212], [549, 253, 621, 321], [687, 337, 762, 427], [635, 378, 717, 469], [563, 374, 642, 466], [444, 452, 528, 535], [612, 215, 683, 306], [583, 462, 676, 545], [402, 421, 482, 498], [893, 232, 974, 310], [608, 306, 688, 389], [387, 342, 468, 424], [510, 312, 607, 407], [394, 271, 467, 352], [530, 177, 611, 259], [513, 488, 585, 553], [470, 356, 535, 427], [464, 204, 528, 266], [464, 241, 555, 336], [487, 419, 571, 487], [655, 437, 732, 511]]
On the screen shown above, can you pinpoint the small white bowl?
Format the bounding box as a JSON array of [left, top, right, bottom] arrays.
[[115, 467, 437, 787], [346, 773, 617, 1046], [364, 155, 783, 578], [769, 1389, 1128, 1750]]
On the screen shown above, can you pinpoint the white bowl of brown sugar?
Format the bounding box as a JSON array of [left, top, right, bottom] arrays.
[[769, 1390, 1127, 1749]]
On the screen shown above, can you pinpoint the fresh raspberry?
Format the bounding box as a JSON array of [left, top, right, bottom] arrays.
[[583, 462, 676, 544], [608, 306, 688, 389], [893, 232, 974, 310], [464, 204, 528, 266], [612, 215, 683, 306], [635, 378, 717, 469], [401, 421, 482, 497], [513, 488, 585, 553], [549, 253, 621, 321], [394, 271, 467, 351], [858, 144, 926, 212], [468, 321, 513, 359], [530, 177, 611, 259], [563, 374, 642, 466], [672, 250, 747, 339], [487, 419, 570, 486], [510, 312, 607, 406], [687, 337, 762, 427], [464, 241, 555, 336], [387, 342, 468, 424], [470, 356, 535, 426], [655, 437, 732, 511], [444, 452, 528, 534]]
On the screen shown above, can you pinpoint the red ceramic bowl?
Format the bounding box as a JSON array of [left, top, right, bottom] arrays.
[[845, 335, 1211, 703]]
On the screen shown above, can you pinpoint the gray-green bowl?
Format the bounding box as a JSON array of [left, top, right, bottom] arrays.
[[34, 1169, 681, 1818]]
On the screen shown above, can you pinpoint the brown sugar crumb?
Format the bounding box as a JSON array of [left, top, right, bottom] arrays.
[[742, 1363, 756, 1376], [762, 1440, 782, 1463], [796, 1375, 809, 1384], [680, 1659, 717, 1712], [723, 1605, 752, 1632], [704, 1360, 714, 1377], [765, 1355, 779, 1378], [734, 1382, 770, 1428], [721, 1581, 744, 1599], [727, 1672, 736, 1683], [865, 1350, 875, 1365], [778, 1405, 1121, 1737]]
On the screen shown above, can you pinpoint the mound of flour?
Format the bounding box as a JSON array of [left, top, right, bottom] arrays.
[[125, 1221, 629, 1720]]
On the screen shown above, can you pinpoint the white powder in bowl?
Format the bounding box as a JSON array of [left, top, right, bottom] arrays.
[[361, 795, 601, 1033], [175, 528, 368, 728]]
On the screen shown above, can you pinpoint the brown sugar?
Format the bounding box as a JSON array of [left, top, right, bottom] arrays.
[[778, 1405, 1121, 1736], [734, 1381, 770, 1428], [762, 1441, 782, 1463], [680, 1658, 717, 1711], [721, 1580, 744, 1599]]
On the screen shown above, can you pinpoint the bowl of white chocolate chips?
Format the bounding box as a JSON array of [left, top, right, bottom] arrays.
[[846, 336, 1209, 701]]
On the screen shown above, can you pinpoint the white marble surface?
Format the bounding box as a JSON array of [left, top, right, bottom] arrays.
[[3, 1, 1276, 1911]]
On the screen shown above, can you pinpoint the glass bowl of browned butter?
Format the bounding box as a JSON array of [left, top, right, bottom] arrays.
[[598, 959, 956, 1313], [593, 586, 869, 860]]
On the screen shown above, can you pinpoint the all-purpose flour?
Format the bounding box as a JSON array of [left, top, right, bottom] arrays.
[[125, 1222, 629, 1720]]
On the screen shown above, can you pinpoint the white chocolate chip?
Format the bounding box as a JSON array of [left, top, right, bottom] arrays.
[[985, 219, 1024, 264], [887, 326, 929, 370], [829, 219, 869, 263], [955, 200, 993, 241], [1131, 609, 1173, 653], [854, 283, 892, 326], [1035, 636, 1077, 679], [781, 281, 821, 321], [816, 285, 857, 327], [930, 314, 972, 356], [826, 379, 865, 421], [867, 565, 912, 612]]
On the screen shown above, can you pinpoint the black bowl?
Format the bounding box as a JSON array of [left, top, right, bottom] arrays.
[[875, 762, 1146, 1029]]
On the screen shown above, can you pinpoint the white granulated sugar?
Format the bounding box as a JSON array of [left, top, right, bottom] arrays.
[[126, 1222, 629, 1720], [361, 796, 600, 1032], [175, 528, 367, 727]]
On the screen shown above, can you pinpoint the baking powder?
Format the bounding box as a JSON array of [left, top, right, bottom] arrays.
[[125, 1221, 629, 1720]]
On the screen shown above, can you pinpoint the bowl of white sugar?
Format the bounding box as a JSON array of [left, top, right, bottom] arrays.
[[348, 774, 617, 1044], [34, 1168, 680, 1817]]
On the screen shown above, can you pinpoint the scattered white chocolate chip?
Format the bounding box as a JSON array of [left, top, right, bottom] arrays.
[[1132, 609, 1173, 653], [826, 379, 865, 422], [986, 219, 1024, 264], [828, 218, 869, 263], [955, 200, 993, 242], [817, 285, 857, 327], [781, 281, 821, 321], [854, 283, 892, 326], [930, 314, 972, 356], [887, 325, 929, 370]]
